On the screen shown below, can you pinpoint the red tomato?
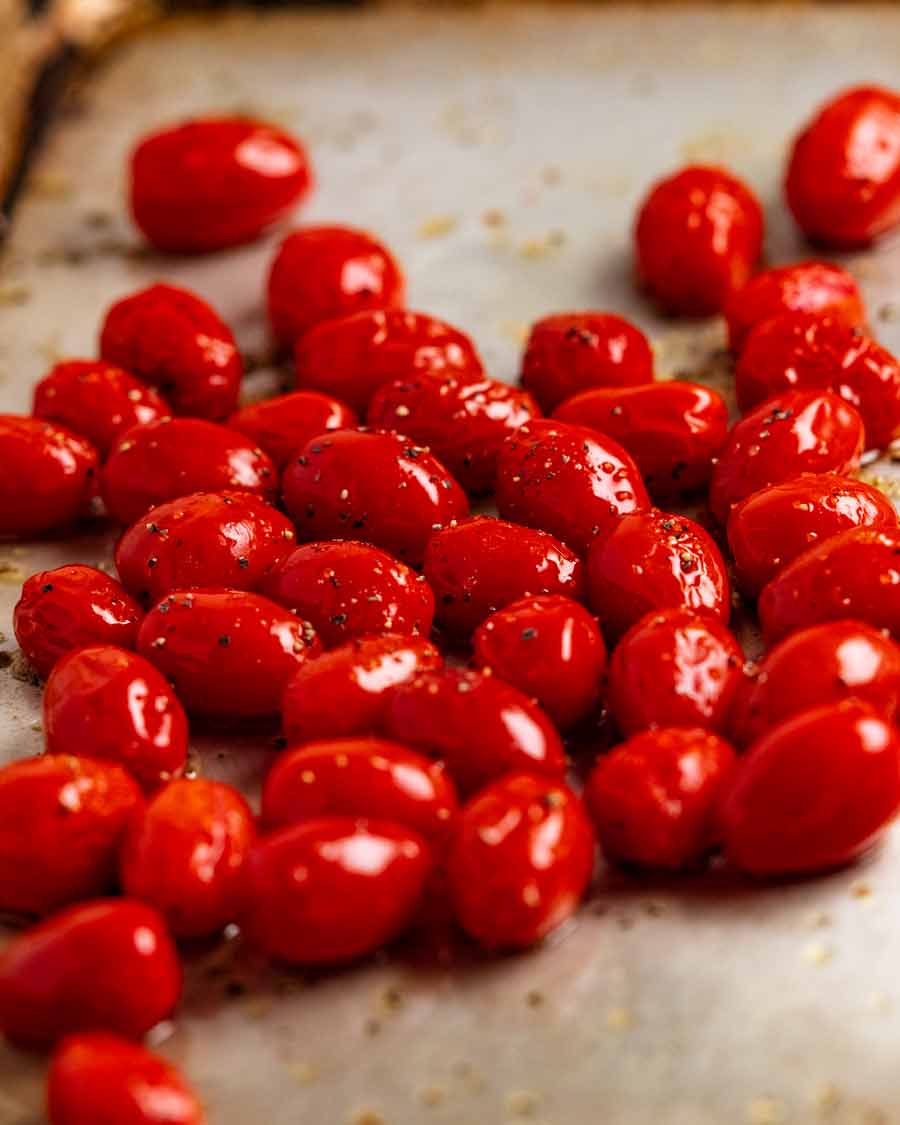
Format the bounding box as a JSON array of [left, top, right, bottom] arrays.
[[606, 607, 744, 736], [585, 727, 736, 869], [472, 595, 606, 729], [0, 899, 181, 1048], [268, 226, 404, 347], [258, 539, 434, 647], [100, 284, 242, 420], [281, 428, 468, 565], [446, 773, 594, 950], [242, 817, 431, 964], [43, 646, 188, 789], [227, 390, 357, 469], [720, 700, 900, 875], [727, 474, 897, 596], [709, 390, 865, 526], [634, 165, 764, 316], [786, 86, 900, 248], [14, 565, 142, 679], [495, 418, 649, 555], [138, 589, 321, 719]]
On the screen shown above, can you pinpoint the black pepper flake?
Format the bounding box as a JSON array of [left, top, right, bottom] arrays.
[[218, 635, 231, 647], [680, 553, 697, 572], [41, 583, 54, 593], [521, 627, 538, 640], [306, 504, 316, 519], [297, 456, 309, 466], [328, 574, 341, 588], [148, 523, 160, 534], [238, 557, 249, 569], [330, 613, 348, 625], [441, 593, 455, 605], [147, 557, 158, 569], [661, 520, 675, 531]]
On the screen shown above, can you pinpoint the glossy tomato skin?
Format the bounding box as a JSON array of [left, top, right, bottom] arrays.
[[14, 565, 143, 679], [785, 86, 900, 248], [259, 540, 434, 647], [720, 700, 900, 875], [100, 284, 242, 420], [606, 607, 744, 736], [472, 595, 606, 729], [447, 773, 594, 950], [242, 817, 431, 965], [138, 589, 321, 719], [727, 474, 897, 596], [495, 419, 650, 556], [709, 390, 865, 526], [634, 165, 764, 316], [0, 899, 181, 1048], [0, 755, 142, 917], [282, 429, 468, 565], [227, 390, 357, 469], [43, 646, 188, 789], [586, 727, 736, 869]]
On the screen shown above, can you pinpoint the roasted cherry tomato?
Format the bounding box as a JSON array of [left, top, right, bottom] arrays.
[[242, 817, 431, 965], [259, 539, 434, 647], [785, 85, 900, 248], [634, 165, 764, 316], [727, 474, 897, 596], [138, 589, 321, 719], [43, 646, 188, 789], [447, 773, 594, 950], [100, 284, 242, 420], [586, 510, 730, 641], [282, 429, 468, 565], [586, 727, 736, 870], [227, 390, 357, 469], [14, 565, 142, 679], [606, 607, 744, 736], [495, 418, 649, 556], [0, 899, 181, 1048], [709, 390, 865, 526], [720, 700, 900, 875]]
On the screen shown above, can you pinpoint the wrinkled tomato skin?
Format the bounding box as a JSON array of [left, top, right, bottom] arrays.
[[242, 817, 431, 965], [554, 381, 728, 500], [423, 516, 586, 637], [100, 284, 242, 420], [43, 646, 188, 790], [120, 778, 255, 940], [227, 391, 357, 469], [295, 308, 483, 414], [720, 700, 900, 875], [495, 419, 650, 556], [282, 429, 468, 565], [0, 755, 142, 917], [709, 390, 865, 527], [14, 565, 143, 679], [472, 595, 606, 730], [131, 116, 312, 254], [0, 899, 181, 1048], [259, 540, 434, 647], [446, 773, 594, 951], [138, 589, 321, 719], [785, 86, 900, 249], [727, 474, 897, 596], [586, 727, 736, 870], [634, 165, 764, 316], [606, 607, 744, 736]]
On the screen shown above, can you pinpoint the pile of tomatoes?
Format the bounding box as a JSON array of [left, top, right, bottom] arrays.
[[0, 85, 899, 1123]]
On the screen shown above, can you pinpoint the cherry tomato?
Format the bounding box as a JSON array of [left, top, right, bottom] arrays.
[[495, 418, 649, 555], [43, 646, 188, 790], [472, 595, 606, 729], [138, 589, 321, 719], [0, 899, 181, 1048], [281, 429, 468, 565], [100, 284, 242, 420], [268, 226, 405, 347], [709, 390, 865, 526], [606, 607, 744, 736], [446, 773, 594, 950], [585, 727, 736, 869], [259, 539, 434, 647], [634, 165, 764, 316], [785, 86, 900, 248], [14, 565, 143, 679], [727, 474, 897, 596], [242, 817, 431, 964], [227, 390, 357, 469], [720, 700, 900, 875]]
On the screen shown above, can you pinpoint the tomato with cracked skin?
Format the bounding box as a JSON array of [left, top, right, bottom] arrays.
[[227, 390, 357, 469]]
